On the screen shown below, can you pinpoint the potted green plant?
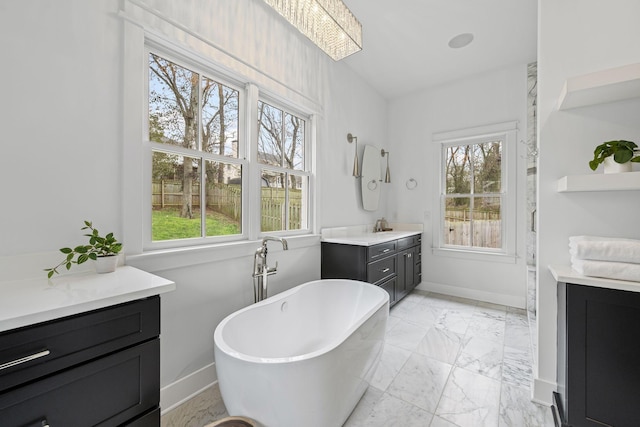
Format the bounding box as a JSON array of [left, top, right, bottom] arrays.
[[589, 140, 640, 173], [45, 221, 123, 278]]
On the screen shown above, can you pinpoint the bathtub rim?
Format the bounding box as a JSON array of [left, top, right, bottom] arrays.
[[213, 279, 389, 364]]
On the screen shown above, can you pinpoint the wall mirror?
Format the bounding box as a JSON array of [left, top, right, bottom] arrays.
[[361, 144, 381, 211]]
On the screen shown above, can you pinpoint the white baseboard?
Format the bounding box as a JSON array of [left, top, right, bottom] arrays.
[[160, 362, 218, 414], [416, 281, 526, 309], [531, 377, 556, 406]]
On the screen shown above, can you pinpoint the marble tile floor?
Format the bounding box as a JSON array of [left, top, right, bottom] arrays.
[[161, 290, 554, 427]]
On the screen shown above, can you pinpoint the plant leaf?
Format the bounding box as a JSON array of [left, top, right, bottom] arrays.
[[60, 247, 73, 254], [614, 150, 633, 164]]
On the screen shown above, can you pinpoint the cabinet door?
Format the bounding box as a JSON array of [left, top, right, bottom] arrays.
[[0, 339, 159, 427], [566, 284, 640, 427], [396, 248, 415, 300]]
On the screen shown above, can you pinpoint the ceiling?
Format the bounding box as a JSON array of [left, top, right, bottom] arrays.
[[341, 0, 538, 100]]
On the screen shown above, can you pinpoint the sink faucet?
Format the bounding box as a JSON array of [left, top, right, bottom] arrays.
[[252, 236, 288, 303]]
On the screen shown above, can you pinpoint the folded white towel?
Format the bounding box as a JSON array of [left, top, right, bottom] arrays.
[[569, 235, 640, 264], [571, 258, 640, 282]]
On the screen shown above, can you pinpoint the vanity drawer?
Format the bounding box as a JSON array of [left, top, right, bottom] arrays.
[[367, 255, 396, 284], [0, 338, 159, 427], [397, 235, 421, 250], [0, 296, 159, 393], [367, 241, 396, 261]]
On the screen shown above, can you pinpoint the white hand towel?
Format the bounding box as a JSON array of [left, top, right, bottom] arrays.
[[569, 235, 640, 264], [571, 258, 640, 282]]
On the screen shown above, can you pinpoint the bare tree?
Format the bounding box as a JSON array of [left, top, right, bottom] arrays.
[[149, 54, 238, 219]]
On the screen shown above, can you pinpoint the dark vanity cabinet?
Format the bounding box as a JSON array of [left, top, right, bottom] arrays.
[[554, 283, 640, 427], [0, 296, 162, 427], [321, 233, 422, 306]]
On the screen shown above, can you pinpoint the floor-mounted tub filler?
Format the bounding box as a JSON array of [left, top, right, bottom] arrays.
[[214, 279, 389, 427]]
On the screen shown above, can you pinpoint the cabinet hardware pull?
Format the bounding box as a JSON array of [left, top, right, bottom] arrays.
[[381, 248, 390, 253], [381, 268, 390, 273], [0, 349, 50, 371]]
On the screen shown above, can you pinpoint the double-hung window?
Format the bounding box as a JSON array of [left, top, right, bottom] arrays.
[[145, 50, 312, 249], [436, 122, 517, 257], [148, 53, 244, 244], [257, 100, 309, 232]]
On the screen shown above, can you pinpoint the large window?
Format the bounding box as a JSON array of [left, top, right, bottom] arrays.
[[148, 53, 242, 242], [442, 139, 503, 250], [146, 52, 312, 248], [257, 101, 308, 232]]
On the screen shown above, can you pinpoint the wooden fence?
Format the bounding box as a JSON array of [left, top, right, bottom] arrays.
[[444, 208, 501, 248], [152, 180, 301, 230], [444, 219, 502, 248]]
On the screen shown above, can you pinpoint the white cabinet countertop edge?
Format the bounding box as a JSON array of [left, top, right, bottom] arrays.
[[0, 266, 175, 333], [549, 264, 640, 293]]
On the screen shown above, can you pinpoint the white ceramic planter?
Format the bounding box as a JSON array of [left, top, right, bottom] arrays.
[[603, 157, 632, 174], [94, 256, 118, 273]]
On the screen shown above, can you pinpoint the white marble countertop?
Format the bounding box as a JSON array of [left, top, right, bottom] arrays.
[[0, 266, 176, 332], [549, 264, 640, 293], [321, 223, 423, 246]]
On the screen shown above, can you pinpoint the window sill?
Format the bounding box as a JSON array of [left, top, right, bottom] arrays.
[[432, 247, 517, 264], [126, 234, 321, 272]]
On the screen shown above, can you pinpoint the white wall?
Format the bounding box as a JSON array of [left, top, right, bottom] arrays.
[[387, 64, 530, 307], [0, 0, 388, 410], [535, 0, 640, 404]]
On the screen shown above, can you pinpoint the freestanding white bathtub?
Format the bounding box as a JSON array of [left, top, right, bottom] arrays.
[[213, 279, 389, 427]]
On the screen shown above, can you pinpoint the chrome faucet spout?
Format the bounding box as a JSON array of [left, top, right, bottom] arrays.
[[262, 236, 289, 251]]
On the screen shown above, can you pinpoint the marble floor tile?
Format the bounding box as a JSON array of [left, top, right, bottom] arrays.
[[435, 367, 501, 427], [387, 353, 452, 413], [404, 302, 442, 328], [415, 324, 464, 364], [502, 345, 533, 389], [436, 309, 473, 335], [430, 415, 462, 427], [499, 383, 555, 427], [161, 384, 228, 427], [389, 298, 418, 321], [353, 392, 434, 427], [465, 315, 506, 344], [370, 343, 412, 391], [385, 320, 428, 351], [456, 336, 504, 380], [504, 321, 531, 350]]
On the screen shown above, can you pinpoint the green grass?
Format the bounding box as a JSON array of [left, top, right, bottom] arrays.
[[152, 207, 240, 241]]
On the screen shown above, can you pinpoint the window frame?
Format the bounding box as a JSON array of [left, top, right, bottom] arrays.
[[137, 42, 315, 253], [144, 47, 249, 250], [256, 97, 312, 234], [432, 122, 518, 263]]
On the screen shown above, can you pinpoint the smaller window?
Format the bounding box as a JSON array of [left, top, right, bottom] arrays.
[[257, 100, 309, 233], [442, 138, 504, 251]]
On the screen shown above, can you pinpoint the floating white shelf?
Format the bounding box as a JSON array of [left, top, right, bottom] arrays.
[[557, 63, 640, 110], [557, 171, 640, 192]]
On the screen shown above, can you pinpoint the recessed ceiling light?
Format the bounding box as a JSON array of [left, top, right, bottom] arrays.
[[448, 33, 474, 49]]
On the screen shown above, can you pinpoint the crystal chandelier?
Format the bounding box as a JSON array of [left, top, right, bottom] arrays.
[[264, 0, 362, 61]]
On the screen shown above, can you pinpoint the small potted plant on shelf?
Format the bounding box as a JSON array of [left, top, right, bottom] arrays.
[[45, 220, 123, 278], [589, 140, 640, 173]]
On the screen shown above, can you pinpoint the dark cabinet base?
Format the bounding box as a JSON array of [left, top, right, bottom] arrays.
[[556, 283, 640, 427], [0, 339, 160, 427]]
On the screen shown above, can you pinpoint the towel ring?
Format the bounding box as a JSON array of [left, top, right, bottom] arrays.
[[367, 180, 378, 191], [406, 178, 418, 190]]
